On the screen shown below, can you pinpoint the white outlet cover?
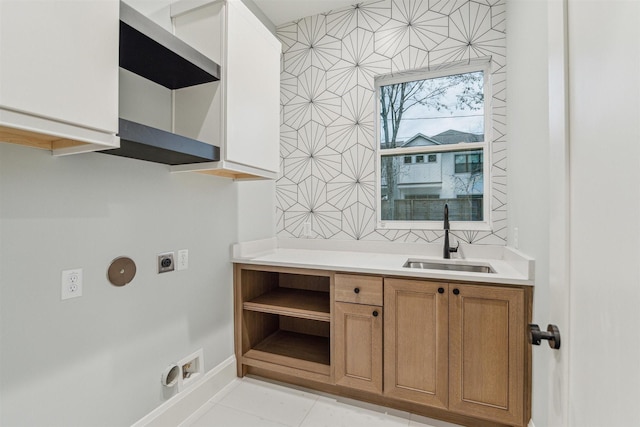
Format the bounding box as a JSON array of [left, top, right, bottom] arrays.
[[177, 249, 188, 271], [61, 268, 83, 300]]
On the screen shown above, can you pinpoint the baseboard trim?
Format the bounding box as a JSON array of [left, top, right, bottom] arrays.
[[131, 356, 236, 427]]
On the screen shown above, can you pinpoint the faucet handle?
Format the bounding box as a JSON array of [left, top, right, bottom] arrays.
[[449, 240, 460, 253]]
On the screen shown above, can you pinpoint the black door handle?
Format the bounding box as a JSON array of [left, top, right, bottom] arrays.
[[529, 324, 561, 349]]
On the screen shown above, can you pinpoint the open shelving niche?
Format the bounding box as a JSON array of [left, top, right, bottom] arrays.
[[236, 267, 333, 379], [104, 1, 221, 165]]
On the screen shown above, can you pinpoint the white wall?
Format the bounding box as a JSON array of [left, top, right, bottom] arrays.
[[506, 1, 550, 425], [567, 2, 640, 425], [237, 180, 277, 242], [0, 144, 240, 426]]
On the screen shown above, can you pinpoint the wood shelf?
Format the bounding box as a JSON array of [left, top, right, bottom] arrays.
[[245, 330, 330, 375], [243, 288, 330, 322]]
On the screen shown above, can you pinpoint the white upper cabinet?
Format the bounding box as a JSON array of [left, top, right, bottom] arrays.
[[0, 0, 119, 154], [224, 0, 280, 177], [171, 0, 281, 180]]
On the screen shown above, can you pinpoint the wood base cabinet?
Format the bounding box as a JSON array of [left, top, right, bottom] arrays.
[[234, 265, 531, 427], [385, 279, 529, 426], [384, 278, 449, 409], [449, 284, 527, 426], [334, 274, 383, 393], [334, 302, 382, 394]]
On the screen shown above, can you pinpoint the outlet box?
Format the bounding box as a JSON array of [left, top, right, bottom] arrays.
[[303, 222, 312, 237], [61, 268, 83, 300], [157, 252, 174, 273], [177, 249, 188, 271], [177, 349, 204, 392]]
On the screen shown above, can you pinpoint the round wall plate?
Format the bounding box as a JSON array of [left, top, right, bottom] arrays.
[[161, 364, 179, 387], [107, 257, 137, 287]]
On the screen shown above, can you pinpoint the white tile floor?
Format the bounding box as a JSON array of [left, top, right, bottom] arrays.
[[181, 377, 462, 427]]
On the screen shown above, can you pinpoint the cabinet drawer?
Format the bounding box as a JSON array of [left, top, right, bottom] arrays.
[[335, 274, 382, 306]]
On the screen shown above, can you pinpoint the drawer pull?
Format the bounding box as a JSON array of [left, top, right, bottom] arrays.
[[453, 288, 460, 295], [354, 287, 360, 294], [372, 310, 379, 317], [438, 287, 445, 294]]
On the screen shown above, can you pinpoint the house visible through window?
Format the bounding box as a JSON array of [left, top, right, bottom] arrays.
[[454, 152, 483, 174], [376, 62, 489, 226]]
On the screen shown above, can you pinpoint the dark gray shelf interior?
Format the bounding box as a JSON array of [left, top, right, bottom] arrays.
[[119, 1, 220, 89], [102, 119, 220, 165]]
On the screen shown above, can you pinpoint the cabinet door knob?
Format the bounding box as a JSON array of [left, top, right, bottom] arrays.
[[372, 310, 379, 317], [438, 287, 445, 294], [354, 287, 360, 294], [453, 288, 460, 295]]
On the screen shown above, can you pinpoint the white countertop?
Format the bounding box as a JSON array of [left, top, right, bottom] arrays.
[[232, 238, 534, 286]]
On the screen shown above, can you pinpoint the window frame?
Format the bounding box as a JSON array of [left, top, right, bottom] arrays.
[[374, 60, 492, 231]]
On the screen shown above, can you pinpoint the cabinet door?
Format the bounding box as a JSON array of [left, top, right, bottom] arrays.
[[449, 284, 525, 426], [224, 0, 280, 173], [0, 0, 119, 149], [334, 302, 382, 394], [384, 279, 448, 409]]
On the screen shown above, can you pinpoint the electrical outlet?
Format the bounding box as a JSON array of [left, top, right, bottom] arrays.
[[61, 268, 83, 300], [303, 222, 312, 237], [158, 252, 174, 274], [177, 249, 188, 271]]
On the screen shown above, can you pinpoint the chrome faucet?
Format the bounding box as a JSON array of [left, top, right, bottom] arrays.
[[443, 204, 458, 259]]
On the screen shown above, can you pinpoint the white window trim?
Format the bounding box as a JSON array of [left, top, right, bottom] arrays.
[[375, 59, 493, 232]]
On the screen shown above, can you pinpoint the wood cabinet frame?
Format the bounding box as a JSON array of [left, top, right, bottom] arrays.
[[234, 264, 532, 427]]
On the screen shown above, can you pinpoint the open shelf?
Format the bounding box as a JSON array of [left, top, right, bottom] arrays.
[[236, 267, 333, 379], [103, 118, 220, 165], [245, 330, 330, 376], [253, 330, 330, 365], [243, 288, 330, 322], [119, 1, 220, 89], [111, 2, 222, 166]]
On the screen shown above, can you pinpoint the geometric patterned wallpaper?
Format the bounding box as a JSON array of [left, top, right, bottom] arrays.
[[276, 0, 507, 245]]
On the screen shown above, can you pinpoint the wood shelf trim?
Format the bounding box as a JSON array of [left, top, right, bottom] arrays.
[[1, 125, 91, 151], [243, 288, 330, 322], [243, 357, 332, 383]]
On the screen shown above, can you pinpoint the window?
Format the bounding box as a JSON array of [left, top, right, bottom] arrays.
[[376, 62, 489, 227], [403, 156, 412, 164], [454, 151, 483, 174]]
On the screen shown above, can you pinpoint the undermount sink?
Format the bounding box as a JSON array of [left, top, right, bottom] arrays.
[[403, 259, 496, 274]]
